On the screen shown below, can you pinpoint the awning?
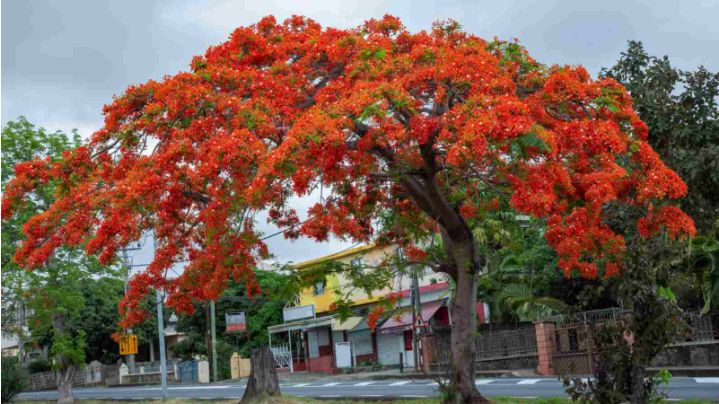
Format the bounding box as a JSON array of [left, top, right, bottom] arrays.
[[348, 316, 371, 333], [267, 315, 364, 334], [268, 315, 337, 334], [378, 299, 445, 334], [332, 316, 363, 331]]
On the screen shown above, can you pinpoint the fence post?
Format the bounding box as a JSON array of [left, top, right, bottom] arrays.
[[534, 320, 556, 376]]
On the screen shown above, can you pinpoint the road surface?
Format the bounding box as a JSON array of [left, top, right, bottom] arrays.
[[16, 377, 719, 401]]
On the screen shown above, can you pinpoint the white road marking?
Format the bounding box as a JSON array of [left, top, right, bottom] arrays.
[[320, 395, 341, 397], [517, 379, 544, 385], [321, 382, 341, 387], [389, 381, 412, 386], [361, 395, 384, 397], [292, 383, 312, 387], [169, 386, 232, 389], [695, 378, 719, 383], [475, 379, 495, 385], [354, 381, 376, 386], [402, 395, 428, 398]]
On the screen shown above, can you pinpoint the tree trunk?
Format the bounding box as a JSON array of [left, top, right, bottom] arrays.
[[56, 366, 76, 404], [629, 364, 648, 404], [241, 345, 280, 403], [446, 265, 489, 404]]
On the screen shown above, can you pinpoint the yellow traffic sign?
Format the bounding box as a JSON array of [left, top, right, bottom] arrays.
[[119, 335, 138, 355]]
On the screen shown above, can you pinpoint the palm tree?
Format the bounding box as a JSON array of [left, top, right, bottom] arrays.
[[496, 283, 568, 321], [687, 236, 719, 314]]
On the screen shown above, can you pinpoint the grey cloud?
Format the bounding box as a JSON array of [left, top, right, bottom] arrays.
[[3, 0, 718, 266]]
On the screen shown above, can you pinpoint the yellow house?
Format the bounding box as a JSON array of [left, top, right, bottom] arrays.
[[293, 244, 402, 315], [268, 243, 450, 373]]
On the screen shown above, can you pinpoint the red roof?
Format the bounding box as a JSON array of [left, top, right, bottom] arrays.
[[386, 281, 449, 299], [379, 299, 445, 333]]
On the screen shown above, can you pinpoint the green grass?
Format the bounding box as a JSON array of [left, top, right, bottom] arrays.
[[14, 396, 719, 404]]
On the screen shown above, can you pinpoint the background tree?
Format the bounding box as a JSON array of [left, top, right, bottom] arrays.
[[566, 201, 688, 404], [602, 41, 719, 237], [1, 118, 117, 404], [602, 41, 719, 313], [77, 277, 167, 364], [171, 269, 286, 380], [1, 17, 695, 403]]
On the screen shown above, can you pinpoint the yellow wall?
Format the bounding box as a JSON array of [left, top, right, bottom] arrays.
[[295, 244, 446, 314]]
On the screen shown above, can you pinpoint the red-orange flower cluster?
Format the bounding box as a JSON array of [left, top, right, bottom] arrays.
[[1, 15, 695, 331]]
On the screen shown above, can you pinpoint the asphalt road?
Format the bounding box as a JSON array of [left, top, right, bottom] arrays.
[[16, 378, 719, 401]]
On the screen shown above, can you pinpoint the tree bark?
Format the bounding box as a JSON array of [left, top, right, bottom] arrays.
[[241, 345, 280, 403], [446, 259, 489, 404], [56, 366, 76, 404]]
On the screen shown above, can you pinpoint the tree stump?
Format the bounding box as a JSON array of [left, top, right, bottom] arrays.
[[241, 345, 281, 403]]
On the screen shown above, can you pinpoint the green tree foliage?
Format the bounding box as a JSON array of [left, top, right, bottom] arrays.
[[172, 269, 286, 379], [1, 357, 26, 403], [1, 118, 118, 402], [76, 277, 168, 364], [602, 41, 719, 237], [686, 236, 719, 314], [566, 201, 687, 403]]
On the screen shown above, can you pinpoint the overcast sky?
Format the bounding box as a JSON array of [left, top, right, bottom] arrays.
[[2, 0, 718, 270]]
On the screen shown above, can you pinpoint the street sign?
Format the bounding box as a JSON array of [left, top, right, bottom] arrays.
[[119, 335, 138, 355], [226, 311, 246, 332], [413, 315, 426, 329]]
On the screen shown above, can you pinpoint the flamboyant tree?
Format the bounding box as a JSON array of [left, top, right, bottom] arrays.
[[1, 16, 695, 403]]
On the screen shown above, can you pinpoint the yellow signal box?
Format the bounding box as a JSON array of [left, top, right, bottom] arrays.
[[119, 335, 138, 355]]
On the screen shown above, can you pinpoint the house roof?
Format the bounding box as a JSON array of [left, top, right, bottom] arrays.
[[386, 281, 450, 299], [293, 244, 379, 270], [379, 299, 446, 334]]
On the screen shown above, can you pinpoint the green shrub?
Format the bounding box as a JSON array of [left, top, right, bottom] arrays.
[[1, 356, 26, 402], [27, 358, 52, 374]]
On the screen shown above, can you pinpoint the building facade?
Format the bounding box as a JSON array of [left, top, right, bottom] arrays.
[[267, 244, 489, 373]]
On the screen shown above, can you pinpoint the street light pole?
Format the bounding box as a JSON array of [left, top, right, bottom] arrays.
[[211, 300, 218, 382]]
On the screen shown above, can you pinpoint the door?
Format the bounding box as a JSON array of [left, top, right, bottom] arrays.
[[335, 342, 352, 368], [377, 332, 402, 365], [404, 330, 414, 367]]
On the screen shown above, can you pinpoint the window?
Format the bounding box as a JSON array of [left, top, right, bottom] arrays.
[[314, 281, 325, 296], [351, 257, 363, 274]]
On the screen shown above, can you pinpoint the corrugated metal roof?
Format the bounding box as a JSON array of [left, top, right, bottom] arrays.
[[268, 315, 337, 332], [379, 299, 445, 333]]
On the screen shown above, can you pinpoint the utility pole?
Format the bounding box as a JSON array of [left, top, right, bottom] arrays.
[[411, 268, 422, 372], [211, 300, 218, 382], [154, 236, 168, 400], [122, 247, 137, 374]]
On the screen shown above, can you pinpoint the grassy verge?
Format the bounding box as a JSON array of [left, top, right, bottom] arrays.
[[14, 397, 719, 404]]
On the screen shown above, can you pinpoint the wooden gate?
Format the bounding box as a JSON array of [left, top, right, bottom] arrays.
[[552, 322, 594, 375], [549, 308, 622, 376]]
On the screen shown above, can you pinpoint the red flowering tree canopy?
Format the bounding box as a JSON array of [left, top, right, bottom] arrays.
[[1, 15, 695, 330]]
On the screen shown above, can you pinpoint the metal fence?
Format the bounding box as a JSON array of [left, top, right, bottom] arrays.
[[546, 307, 623, 326], [676, 310, 719, 344], [476, 326, 538, 360], [429, 325, 538, 366]]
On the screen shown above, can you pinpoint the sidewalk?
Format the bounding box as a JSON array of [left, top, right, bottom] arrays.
[[222, 367, 542, 384]]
